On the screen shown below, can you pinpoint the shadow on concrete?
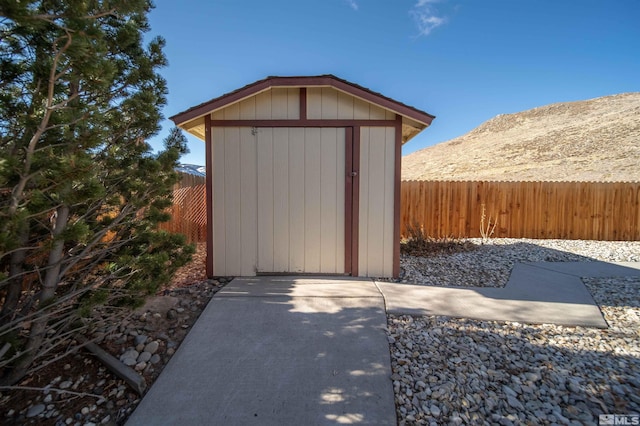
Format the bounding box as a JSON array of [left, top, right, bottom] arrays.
[[126, 277, 396, 426], [381, 242, 640, 328]]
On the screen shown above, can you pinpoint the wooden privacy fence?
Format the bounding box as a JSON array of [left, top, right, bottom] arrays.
[[159, 173, 207, 243], [401, 180, 640, 241]]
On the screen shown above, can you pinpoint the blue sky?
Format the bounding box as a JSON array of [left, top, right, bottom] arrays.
[[147, 0, 640, 165]]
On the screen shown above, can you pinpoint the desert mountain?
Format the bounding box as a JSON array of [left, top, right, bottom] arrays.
[[402, 93, 640, 182]]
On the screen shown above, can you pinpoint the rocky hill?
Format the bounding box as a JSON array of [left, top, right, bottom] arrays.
[[402, 93, 640, 181]]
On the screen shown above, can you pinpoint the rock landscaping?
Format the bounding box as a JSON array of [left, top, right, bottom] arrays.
[[390, 239, 640, 425], [2, 239, 639, 425], [400, 238, 640, 288]]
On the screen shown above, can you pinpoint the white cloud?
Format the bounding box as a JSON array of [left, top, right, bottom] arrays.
[[344, 0, 359, 11], [411, 0, 446, 36]]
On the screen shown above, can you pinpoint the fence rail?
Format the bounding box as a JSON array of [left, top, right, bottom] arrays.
[[159, 173, 207, 243], [401, 180, 640, 241], [164, 177, 640, 243]]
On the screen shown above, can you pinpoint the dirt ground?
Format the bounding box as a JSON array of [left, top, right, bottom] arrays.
[[1, 243, 220, 425]]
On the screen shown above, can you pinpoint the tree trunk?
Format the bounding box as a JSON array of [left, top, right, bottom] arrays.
[[0, 230, 29, 327], [0, 205, 69, 385]]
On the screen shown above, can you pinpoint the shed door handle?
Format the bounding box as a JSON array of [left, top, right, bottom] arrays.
[[350, 171, 358, 177]]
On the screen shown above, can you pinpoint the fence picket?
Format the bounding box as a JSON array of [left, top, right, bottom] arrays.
[[401, 180, 640, 241], [159, 172, 207, 243]]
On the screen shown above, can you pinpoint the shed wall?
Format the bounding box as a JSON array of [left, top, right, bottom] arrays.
[[358, 127, 396, 277], [210, 126, 345, 276]]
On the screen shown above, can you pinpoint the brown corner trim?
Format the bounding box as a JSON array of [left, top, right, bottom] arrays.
[[351, 126, 361, 277], [393, 115, 402, 278], [299, 88, 307, 120], [204, 114, 214, 278], [344, 128, 353, 275]]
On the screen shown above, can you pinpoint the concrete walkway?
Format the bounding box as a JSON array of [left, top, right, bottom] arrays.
[[378, 261, 640, 328], [127, 261, 640, 425], [126, 277, 396, 426]]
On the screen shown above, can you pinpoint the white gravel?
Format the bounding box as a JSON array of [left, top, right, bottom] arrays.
[[400, 238, 640, 288], [389, 239, 640, 425]]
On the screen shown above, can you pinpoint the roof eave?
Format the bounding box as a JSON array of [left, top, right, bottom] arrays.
[[170, 75, 435, 128]]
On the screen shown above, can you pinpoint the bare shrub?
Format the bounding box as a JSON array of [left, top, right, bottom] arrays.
[[401, 223, 477, 257]]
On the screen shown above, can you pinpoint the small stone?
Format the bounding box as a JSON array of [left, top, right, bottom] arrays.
[[59, 380, 72, 389], [26, 404, 46, 418], [506, 395, 524, 411], [144, 341, 159, 354], [44, 393, 53, 403], [133, 335, 148, 346], [81, 406, 90, 415], [120, 349, 139, 360], [502, 385, 518, 398], [122, 357, 137, 366], [137, 351, 152, 363], [135, 361, 147, 371], [429, 405, 441, 417], [150, 354, 161, 364]]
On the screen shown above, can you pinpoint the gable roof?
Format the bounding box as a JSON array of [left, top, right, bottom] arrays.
[[170, 75, 435, 142]]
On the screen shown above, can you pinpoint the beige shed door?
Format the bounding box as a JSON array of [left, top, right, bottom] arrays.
[[256, 127, 346, 274]]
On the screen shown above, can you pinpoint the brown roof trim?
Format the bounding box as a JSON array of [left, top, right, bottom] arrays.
[[170, 75, 435, 127]]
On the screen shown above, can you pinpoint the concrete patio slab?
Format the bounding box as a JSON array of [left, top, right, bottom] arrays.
[[127, 262, 640, 425], [377, 261, 640, 328], [524, 261, 640, 278], [126, 277, 395, 426]]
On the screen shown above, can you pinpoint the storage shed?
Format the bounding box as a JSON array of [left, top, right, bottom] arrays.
[[170, 75, 434, 278]]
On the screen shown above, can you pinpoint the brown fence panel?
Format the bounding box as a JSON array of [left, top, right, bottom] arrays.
[[159, 173, 207, 243], [401, 180, 640, 241]]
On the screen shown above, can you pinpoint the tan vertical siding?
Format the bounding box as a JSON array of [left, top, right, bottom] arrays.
[[353, 98, 371, 119], [307, 87, 323, 119], [337, 92, 355, 119], [304, 128, 322, 272], [307, 87, 393, 120], [222, 128, 241, 274], [358, 127, 395, 277], [320, 128, 345, 273], [255, 91, 272, 118], [223, 103, 240, 120], [272, 128, 290, 271], [239, 128, 258, 276], [209, 88, 300, 121], [288, 128, 306, 272], [256, 129, 274, 271], [320, 88, 339, 119], [252, 127, 345, 274], [211, 127, 258, 276], [239, 96, 256, 119]]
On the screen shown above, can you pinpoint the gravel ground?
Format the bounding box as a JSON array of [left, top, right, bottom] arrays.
[[389, 239, 640, 425], [5, 239, 639, 425], [400, 238, 640, 288]]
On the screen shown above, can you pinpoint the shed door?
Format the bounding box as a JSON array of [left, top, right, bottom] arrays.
[[256, 127, 346, 274]]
